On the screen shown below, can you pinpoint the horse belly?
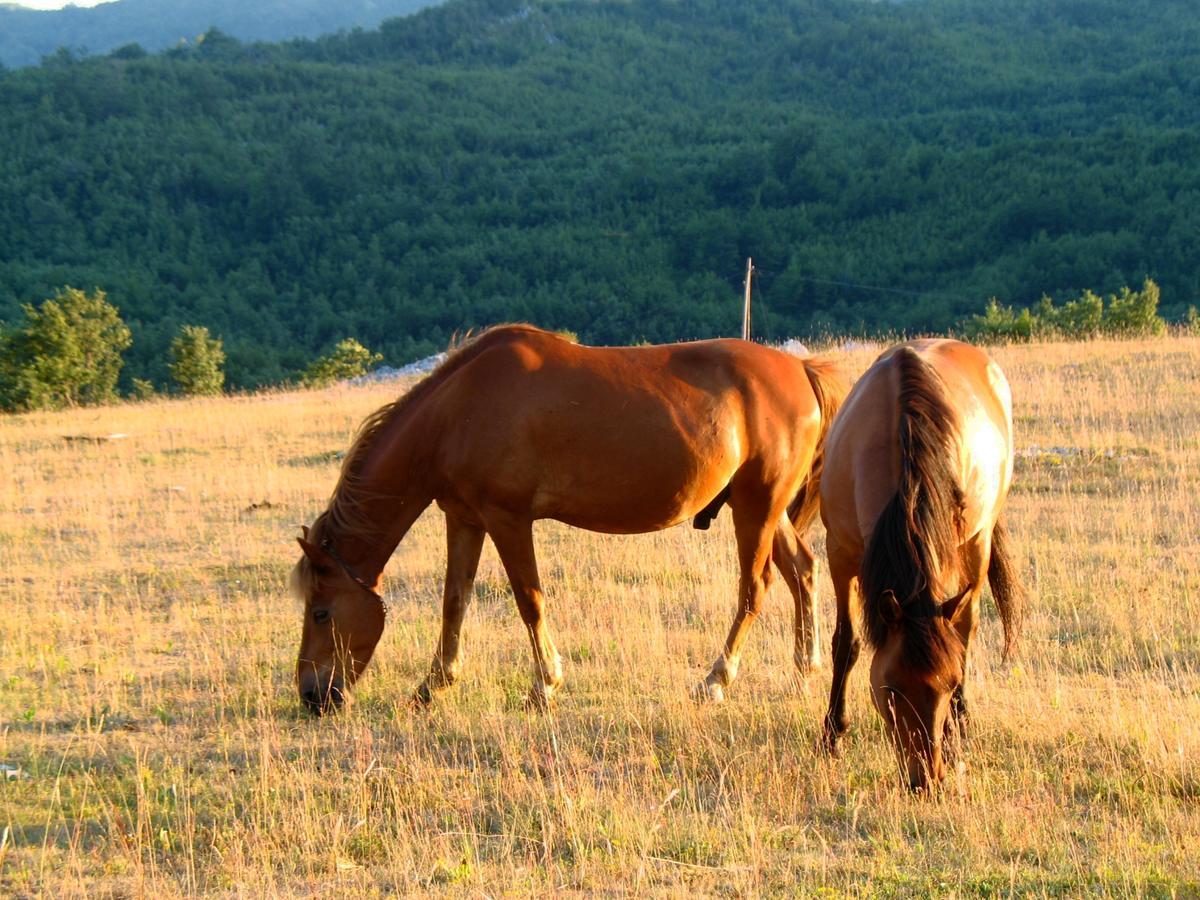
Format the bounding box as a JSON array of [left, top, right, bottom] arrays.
[[531, 420, 742, 534]]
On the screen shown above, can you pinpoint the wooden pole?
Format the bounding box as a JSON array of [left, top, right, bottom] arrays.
[[742, 257, 754, 341]]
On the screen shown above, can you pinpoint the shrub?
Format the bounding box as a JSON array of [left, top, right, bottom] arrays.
[[964, 298, 1035, 342], [0, 287, 131, 412], [169, 325, 226, 396], [1036, 289, 1103, 336], [1104, 280, 1166, 336], [131, 378, 157, 401], [966, 279, 1167, 343], [300, 338, 383, 388]]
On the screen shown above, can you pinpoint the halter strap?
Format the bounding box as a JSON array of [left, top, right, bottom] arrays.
[[320, 536, 388, 618]]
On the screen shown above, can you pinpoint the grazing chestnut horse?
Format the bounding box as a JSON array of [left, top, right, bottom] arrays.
[[819, 339, 1024, 791], [291, 324, 847, 714]]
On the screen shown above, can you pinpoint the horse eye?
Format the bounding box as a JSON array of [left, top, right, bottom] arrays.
[[312, 609, 331, 625]]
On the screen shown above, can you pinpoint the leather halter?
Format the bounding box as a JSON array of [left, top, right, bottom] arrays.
[[320, 536, 388, 618]]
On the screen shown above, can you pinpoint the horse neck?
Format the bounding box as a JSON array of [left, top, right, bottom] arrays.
[[323, 415, 437, 584]]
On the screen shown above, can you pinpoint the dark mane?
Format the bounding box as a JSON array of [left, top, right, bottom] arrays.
[[318, 323, 553, 544], [860, 346, 967, 673]]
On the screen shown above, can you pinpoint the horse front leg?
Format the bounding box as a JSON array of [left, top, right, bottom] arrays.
[[414, 513, 486, 705], [822, 547, 861, 756], [486, 513, 563, 709], [945, 534, 990, 756]]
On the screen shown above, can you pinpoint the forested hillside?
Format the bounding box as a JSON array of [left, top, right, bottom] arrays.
[[2, 0, 1198, 387], [0, 0, 443, 68]]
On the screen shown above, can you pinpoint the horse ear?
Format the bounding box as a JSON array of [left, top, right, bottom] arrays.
[[301, 525, 310, 540], [941, 586, 971, 624], [881, 590, 903, 627], [297, 537, 322, 561], [297, 537, 334, 576]]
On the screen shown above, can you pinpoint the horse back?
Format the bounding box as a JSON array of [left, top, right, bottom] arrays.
[[426, 327, 825, 532], [822, 339, 1014, 552]]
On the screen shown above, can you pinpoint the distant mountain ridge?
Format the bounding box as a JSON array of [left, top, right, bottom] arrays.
[[0, 0, 444, 67]]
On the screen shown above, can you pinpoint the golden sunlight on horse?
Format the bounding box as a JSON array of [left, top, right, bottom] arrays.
[[291, 324, 847, 714], [819, 339, 1024, 793]]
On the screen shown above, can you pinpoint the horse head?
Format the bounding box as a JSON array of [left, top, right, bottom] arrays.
[[291, 525, 387, 715], [868, 588, 970, 793]]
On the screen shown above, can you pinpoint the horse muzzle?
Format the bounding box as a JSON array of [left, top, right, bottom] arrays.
[[905, 747, 946, 795], [298, 672, 346, 716]]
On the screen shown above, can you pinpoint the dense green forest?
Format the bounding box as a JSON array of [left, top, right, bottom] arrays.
[[1, 0, 1199, 388]]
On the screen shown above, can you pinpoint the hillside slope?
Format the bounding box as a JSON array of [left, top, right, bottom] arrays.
[[0, 0, 443, 68], [1, 0, 1198, 386]]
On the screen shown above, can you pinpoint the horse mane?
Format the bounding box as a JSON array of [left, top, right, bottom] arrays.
[[318, 323, 551, 545], [860, 346, 967, 674]]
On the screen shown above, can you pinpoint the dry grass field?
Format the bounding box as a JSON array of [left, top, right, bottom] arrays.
[[1, 335, 1198, 897]]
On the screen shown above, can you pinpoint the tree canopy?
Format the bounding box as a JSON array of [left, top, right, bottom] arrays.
[[0, 287, 131, 411], [1, 0, 1198, 388], [169, 323, 226, 396]]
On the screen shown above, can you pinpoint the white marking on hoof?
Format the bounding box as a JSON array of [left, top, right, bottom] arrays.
[[794, 647, 823, 674], [526, 680, 558, 711], [692, 680, 726, 703], [427, 659, 459, 691]]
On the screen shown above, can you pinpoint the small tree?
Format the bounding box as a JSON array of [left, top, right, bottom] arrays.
[[131, 378, 157, 401], [1037, 289, 1103, 337], [964, 298, 1035, 342], [169, 325, 226, 396], [1103, 279, 1166, 336], [0, 287, 131, 412], [300, 338, 382, 388]]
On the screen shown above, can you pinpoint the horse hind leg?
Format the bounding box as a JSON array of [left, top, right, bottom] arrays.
[[486, 513, 563, 709], [414, 514, 486, 706], [695, 490, 779, 702], [772, 518, 821, 674]]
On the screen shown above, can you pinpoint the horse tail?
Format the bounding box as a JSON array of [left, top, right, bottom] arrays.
[[860, 347, 967, 653], [987, 516, 1025, 660], [787, 356, 850, 534]]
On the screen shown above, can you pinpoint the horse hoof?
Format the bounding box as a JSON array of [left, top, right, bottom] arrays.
[[793, 654, 823, 677], [410, 682, 434, 708], [524, 684, 556, 712], [820, 731, 843, 758], [692, 681, 725, 703]]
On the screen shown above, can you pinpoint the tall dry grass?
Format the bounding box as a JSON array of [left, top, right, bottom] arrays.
[[0, 336, 1197, 896]]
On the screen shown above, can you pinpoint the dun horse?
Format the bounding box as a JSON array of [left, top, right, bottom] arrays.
[[819, 339, 1024, 791], [291, 324, 847, 714]]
